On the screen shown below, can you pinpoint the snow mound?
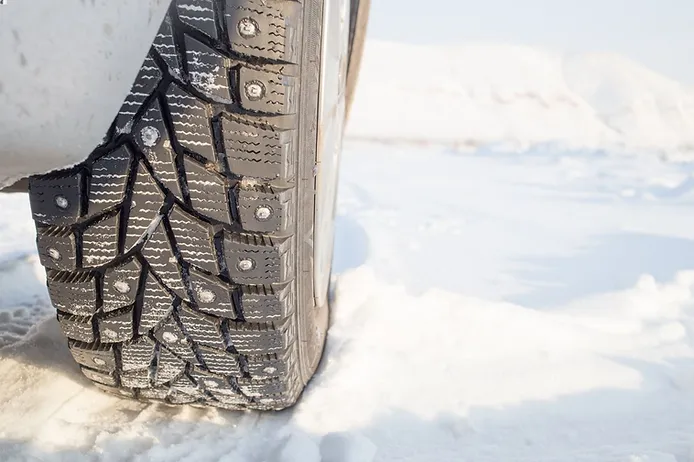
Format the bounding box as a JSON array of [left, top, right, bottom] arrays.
[[347, 41, 694, 155]]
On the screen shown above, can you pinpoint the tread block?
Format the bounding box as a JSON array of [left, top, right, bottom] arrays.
[[223, 234, 293, 285], [166, 84, 215, 160], [121, 337, 155, 372], [183, 158, 232, 224], [246, 351, 292, 378], [184, 35, 230, 102], [82, 214, 120, 268], [239, 283, 292, 322], [198, 346, 241, 375], [168, 389, 202, 404], [227, 320, 290, 355], [141, 223, 187, 298], [169, 206, 220, 273], [133, 100, 182, 199], [57, 312, 95, 343], [81, 367, 118, 387], [154, 317, 198, 362], [139, 387, 170, 400], [177, 0, 218, 39], [237, 377, 287, 398], [69, 341, 116, 371], [221, 115, 295, 180], [47, 272, 97, 317], [36, 227, 77, 271], [177, 304, 226, 349], [124, 162, 166, 251], [29, 172, 85, 226], [238, 66, 296, 115], [103, 259, 142, 313], [115, 53, 162, 132], [225, 0, 300, 63], [155, 347, 186, 385], [121, 369, 151, 388], [237, 186, 294, 233], [139, 273, 175, 334], [189, 368, 231, 390], [170, 373, 200, 393], [88, 146, 132, 216], [153, 16, 180, 73], [188, 369, 247, 405], [189, 269, 237, 318], [98, 309, 134, 344], [210, 392, 249, 407]]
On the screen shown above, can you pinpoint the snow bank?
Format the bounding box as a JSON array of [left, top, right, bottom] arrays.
[[347, 41, 694, 156]]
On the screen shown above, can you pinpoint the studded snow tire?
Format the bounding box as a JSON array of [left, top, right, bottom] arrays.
[[28, 0, 331, 411]]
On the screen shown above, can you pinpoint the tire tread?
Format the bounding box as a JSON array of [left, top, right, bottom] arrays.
[[28, 0, 323, 410]]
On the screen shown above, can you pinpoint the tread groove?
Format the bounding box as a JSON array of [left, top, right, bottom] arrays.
[[157, 92, 194, 207]]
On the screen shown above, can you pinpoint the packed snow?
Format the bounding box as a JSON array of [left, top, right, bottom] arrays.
[[4, 40, 694, 461]]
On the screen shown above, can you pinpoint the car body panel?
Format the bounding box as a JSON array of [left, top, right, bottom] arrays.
[[0, 0, 170, 187]]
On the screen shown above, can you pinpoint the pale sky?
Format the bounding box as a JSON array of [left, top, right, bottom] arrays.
[[367, 0, 694, 84]]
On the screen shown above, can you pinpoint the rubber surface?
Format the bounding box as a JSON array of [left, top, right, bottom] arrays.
[[27, 0, 326, 411]]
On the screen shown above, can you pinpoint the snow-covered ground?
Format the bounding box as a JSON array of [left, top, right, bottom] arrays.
[[4, 40, 694, 461]]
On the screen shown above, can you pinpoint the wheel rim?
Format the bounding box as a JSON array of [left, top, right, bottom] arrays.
[[313, 0, 350, 308]]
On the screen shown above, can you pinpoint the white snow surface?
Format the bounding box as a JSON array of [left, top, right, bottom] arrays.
[[5, 41, 694, 461], [348, 41, 694, 157], [4, 142, 694, 461]]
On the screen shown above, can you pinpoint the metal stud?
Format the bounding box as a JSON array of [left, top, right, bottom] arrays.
[[263, 366, 277, 374], [114, 280, 131, 294], [254, 205, 273, 222], [140, 126, 160, 147], [237, 258, 255, 272], [245, 81, 265, 101], [162, 331, 179, 343], [197, 288, 216, 304], [47, 248, 61, 261], [54, 195, 69, 210], [103, 329, 118, 340], [93, 357, 106, 366], [237, 17, 259, 38]]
